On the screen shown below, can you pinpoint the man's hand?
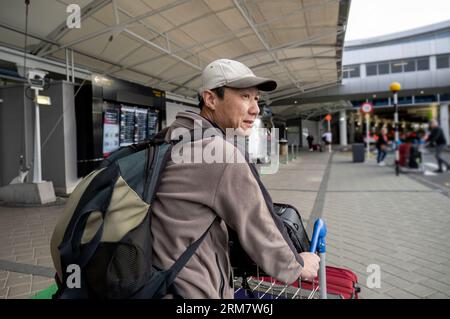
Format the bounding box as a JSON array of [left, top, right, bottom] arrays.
[[299, 252, 320, 281]]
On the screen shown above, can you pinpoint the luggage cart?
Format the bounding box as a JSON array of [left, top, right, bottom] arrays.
[[234, 219, 343, 299]]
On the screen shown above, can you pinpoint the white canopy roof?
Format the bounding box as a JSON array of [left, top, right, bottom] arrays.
[[0, 0, 350, 116]]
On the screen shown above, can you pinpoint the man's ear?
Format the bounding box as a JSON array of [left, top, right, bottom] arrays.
[[202, 90, 216, 111]]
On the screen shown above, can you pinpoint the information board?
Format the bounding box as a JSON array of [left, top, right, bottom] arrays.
[[120, 105, 135, 146], [103, 109, 120, 156], [135, 108, 148, 143], [147, 110, 159, 139]]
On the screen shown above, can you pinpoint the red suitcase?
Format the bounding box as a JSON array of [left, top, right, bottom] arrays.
[[253, 266, 360, 299], [399, 143, 411, 167], [297, 266, 360, 299]]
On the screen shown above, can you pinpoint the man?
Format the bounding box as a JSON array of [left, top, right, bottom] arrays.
[[425, 119, 449, 173], [307, 134, 314, 151], [151, 59, 320, 298], [322, 131, 332, 153]]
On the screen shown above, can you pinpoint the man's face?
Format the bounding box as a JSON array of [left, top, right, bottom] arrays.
[[208, 87, 261, 136]]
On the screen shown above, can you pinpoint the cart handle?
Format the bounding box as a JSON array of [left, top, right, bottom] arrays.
[[309, 219, 327, 253]]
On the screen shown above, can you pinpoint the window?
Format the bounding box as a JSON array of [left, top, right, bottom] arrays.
[[440, 93, 450, 102], [350, 66, 360, 78], [343, 65, 360, 78], [415, 95, 437, 103], [378, 63, 390, 75], [399, 96, 413, 105], [373, 98, 389, 106], [404, 59, 416, 72], [437, 55, 450, 69], [391, 60, 403, 73], [417, 58, 429, 71], [366, 64, 377, 76]]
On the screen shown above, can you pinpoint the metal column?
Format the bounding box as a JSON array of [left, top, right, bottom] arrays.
[[339, 110, 348, 146]]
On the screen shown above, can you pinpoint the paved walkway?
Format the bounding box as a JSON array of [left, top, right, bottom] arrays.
[[1, 149, 450, 299], [0, 204, 61, 298]]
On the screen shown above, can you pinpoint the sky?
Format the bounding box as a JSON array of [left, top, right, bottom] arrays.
[[345, 0, 450, 41]]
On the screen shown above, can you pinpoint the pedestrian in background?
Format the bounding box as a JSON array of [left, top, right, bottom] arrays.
[[322, 131, 332, 153], [376, 127, 389, 166], [307, 134, 314, 151], [425, 119, 449, 173]]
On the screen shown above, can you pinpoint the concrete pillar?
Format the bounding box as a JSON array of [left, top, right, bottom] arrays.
[[440, 103, 449, 143], [0, 85, 34, 186], [339, 110, 348, 146], [40, 81, 80, 195]]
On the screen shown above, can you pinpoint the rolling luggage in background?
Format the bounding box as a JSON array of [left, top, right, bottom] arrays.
[[399, 143, 411, 167], [352, 144, 365, 163], [408, 145, 421, 169]]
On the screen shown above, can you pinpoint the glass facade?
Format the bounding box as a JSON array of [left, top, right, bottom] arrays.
[[415, 95, 437, 103], [364, 57, 430, 76], [351, 94, 442, 107]]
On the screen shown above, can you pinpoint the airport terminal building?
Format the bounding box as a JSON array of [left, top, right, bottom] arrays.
[[277, 20, 450, 146]]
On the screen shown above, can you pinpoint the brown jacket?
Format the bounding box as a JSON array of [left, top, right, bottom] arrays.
[[151, 111, 304, 298]]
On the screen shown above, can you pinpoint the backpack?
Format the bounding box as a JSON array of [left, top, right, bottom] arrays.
[[50, 129, 215, 299]]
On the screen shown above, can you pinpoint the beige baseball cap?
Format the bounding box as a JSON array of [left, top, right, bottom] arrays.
[[199, 59, 277, 94]]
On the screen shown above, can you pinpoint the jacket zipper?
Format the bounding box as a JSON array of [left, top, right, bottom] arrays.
[[215, 253, 224, 298]]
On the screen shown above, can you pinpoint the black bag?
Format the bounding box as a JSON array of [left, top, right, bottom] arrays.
[[275, 203, 310, 252], [408, 145, 421, 169], [50, 130, 214, 299], [229, 203, 310, 278]]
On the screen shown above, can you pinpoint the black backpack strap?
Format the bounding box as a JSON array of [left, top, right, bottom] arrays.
[[167, 217, 219, 282], [143, 143, 172, 203], [132, 217, 219, 299]]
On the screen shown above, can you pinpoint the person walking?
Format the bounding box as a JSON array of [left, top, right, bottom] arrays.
[[425, 119, 449, 173], [307, 134, 314, 151], [376, 127, 389, 166]]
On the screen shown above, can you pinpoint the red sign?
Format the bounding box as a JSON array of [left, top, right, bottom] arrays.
[[361, 102, 373, 114], [325, 114, 332, 121]]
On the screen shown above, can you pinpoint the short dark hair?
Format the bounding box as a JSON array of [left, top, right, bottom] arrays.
[[198, 87, 225, 109]]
